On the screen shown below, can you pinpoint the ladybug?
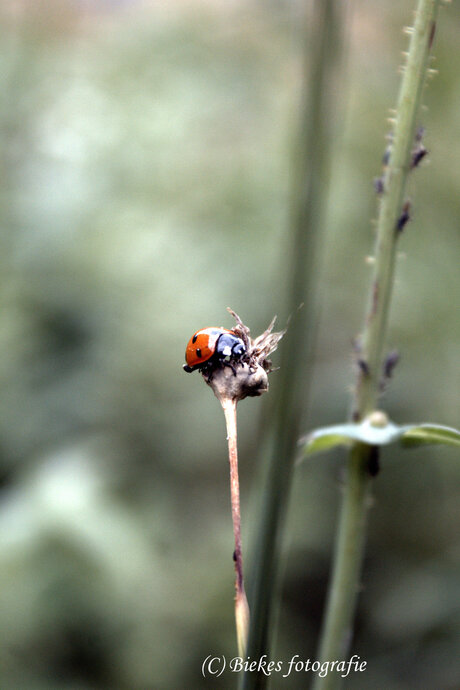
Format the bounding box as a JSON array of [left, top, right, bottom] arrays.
[[183, 327, 246, 375]]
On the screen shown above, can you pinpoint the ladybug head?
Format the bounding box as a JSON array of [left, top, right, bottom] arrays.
[[215, 332, 245, 360]]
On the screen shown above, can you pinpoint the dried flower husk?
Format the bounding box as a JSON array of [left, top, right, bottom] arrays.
[[205, 309, 285, 403]]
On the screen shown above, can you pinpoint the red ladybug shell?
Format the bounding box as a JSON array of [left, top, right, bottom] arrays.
[[185, 327, 234, 369]]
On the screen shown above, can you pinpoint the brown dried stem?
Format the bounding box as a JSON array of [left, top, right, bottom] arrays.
[[221, 396, 250, 656], [200, 310, 284, 655]]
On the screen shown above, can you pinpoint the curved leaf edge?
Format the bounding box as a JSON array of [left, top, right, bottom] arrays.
[[302, 421, 460, 458]]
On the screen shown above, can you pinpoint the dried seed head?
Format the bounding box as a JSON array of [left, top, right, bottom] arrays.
[[205, 309, 285, 404], [206, 361, 269, 402]]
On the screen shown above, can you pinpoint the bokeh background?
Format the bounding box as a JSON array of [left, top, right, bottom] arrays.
[[0, 1, 459, 688]]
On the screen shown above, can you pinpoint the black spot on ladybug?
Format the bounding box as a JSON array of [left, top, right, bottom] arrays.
[[196, 348, 202, 358], [192, 334, 198, 344]]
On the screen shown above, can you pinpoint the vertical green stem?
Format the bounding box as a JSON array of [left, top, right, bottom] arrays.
[[317, 444, 371, 663], [241, 1, 344, 688], [357, 0, 439, 416], [314, 2, 440, 688]]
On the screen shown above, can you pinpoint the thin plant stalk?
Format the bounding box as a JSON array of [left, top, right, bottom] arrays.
[[314, 2, 440, 687], [221, 397, 250, 656], [241, 1, 344, 687]]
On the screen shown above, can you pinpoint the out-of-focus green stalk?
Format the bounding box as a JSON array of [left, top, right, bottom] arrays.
[[314, 2, 440, 688], [241, 2, 344, 688]]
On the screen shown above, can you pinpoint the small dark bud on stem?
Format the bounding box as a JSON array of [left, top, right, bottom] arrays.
[[396, 201, 411, 232], [357, 359, 370, 377], [415, 126, 425, 143], [374, 176, 385, 194], [411, 145, 428, 169], [380, 349, 400, 391], [382, 146, 391, 166], [383, 349, 400, 379]]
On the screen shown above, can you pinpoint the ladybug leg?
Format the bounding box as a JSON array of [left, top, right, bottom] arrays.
[[199, 362, 214, 382], [223, 361, 237, 376]]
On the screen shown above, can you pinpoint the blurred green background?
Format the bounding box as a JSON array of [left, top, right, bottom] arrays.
[[0, 1, 459, 688]]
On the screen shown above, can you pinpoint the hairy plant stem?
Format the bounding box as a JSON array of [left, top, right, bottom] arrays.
[[221, 397, 250, 657], [314, 2, 440, 687]]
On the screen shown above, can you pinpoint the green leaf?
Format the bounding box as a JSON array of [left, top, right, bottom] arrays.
[[302, 418, 460, 457], [400, 424, 460, 448], [303, 432, 354, 455]]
